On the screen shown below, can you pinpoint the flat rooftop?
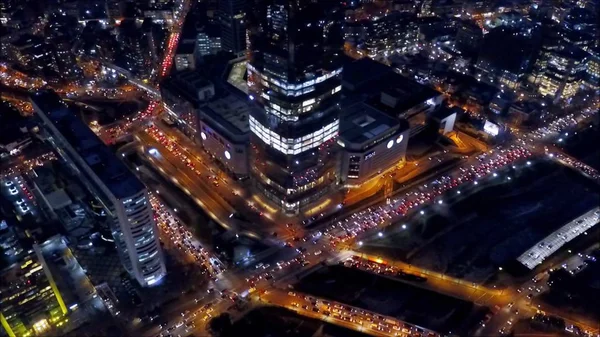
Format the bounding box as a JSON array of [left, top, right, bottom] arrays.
[[518, 207, 600, 269], [176, 42, 196, 55], [226, 59, 248, 95], [172, 70, 212, 89], [342, 58, 391, 91], [31, 91, 144, 200], [340, 103, 405, 148], [202, 95, 251, 135], [342, 58, 441, 113], [161, 71, 213, 106]]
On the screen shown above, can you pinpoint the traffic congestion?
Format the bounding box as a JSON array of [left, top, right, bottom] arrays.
[[326, 146, 532, 246], [149, 192, 224, 278]]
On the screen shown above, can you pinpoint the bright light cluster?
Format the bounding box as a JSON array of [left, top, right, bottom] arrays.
[[250, 116, 338, 155]]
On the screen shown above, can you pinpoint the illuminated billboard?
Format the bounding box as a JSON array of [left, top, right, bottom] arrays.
[[483, 120, 500, 136]]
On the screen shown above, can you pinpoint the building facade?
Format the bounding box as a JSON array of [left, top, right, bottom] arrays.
[[338, 103, 410, 187], [539, 46, 588, 101], [161, 71, 216, 141], [199, 95, 250, 178], [217, 0, 246, 54], [247, 0, 344, 214], [31, 91, 166, 287], [0, 247, 67, 337]]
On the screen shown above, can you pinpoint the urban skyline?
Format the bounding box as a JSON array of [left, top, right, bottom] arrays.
[[0, 0, 598, 336]]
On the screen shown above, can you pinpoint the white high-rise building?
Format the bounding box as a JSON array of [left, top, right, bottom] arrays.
[[31, 91, 166, 287]]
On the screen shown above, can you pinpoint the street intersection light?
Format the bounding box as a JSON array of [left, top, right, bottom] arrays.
[[378, 232, 383, 238], [358, 241, 363, 246]]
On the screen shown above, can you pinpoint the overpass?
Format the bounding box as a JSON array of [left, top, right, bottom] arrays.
[[98, 61, 161, 98]]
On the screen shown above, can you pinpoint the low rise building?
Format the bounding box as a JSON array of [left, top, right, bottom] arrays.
[[508, 101, 542, 126], [161, 71, 215, 141], [342, 58, 443, 122], [455, 19, 483, 56], [174, 42, 196, 71], [345, 12, 418, 59], [199, 95, 251, 178], [338, 103, 410, 187], [196, 29, 222, 58]]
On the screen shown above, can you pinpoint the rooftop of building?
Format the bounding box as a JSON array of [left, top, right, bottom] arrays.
[[343, 59, 441, 113], [554, 45, 589, 62], [0, 104, 29, 146], [379, 77, 441, 110], [31, 91, 145, 200], [201, 95, 251, 136], [173, 70, 212, 86], [510, 100, 542, 114], [176, 42, 196, 55], [161, 70, 214, 105], [340, 102, 409, 148], [458, 19, 482, 31], [429, 105, 460, 120], [342, 58, 391, 91], [11, 34, 42, 48]]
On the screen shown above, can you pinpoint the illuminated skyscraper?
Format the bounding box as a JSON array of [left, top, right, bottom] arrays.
[[247, 0, 344, 214]]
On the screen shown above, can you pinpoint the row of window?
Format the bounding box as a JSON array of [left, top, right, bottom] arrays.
[[250, 116, 338, 155], [248, 63, 342, 91]]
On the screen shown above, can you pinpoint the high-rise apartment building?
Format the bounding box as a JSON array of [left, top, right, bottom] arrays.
[[247, 0, 344, 214], [217, 0, 246, 54], [30, 91, 166, 287]]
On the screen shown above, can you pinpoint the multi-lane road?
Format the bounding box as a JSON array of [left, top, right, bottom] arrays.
[[124, 111, 599, 336], [35, 0, 595, 334]]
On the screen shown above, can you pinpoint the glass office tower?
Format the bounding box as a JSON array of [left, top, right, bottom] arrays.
[[247, 0, 344, 214]]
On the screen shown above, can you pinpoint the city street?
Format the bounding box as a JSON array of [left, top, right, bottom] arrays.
[[3, 0, 600, 335]]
